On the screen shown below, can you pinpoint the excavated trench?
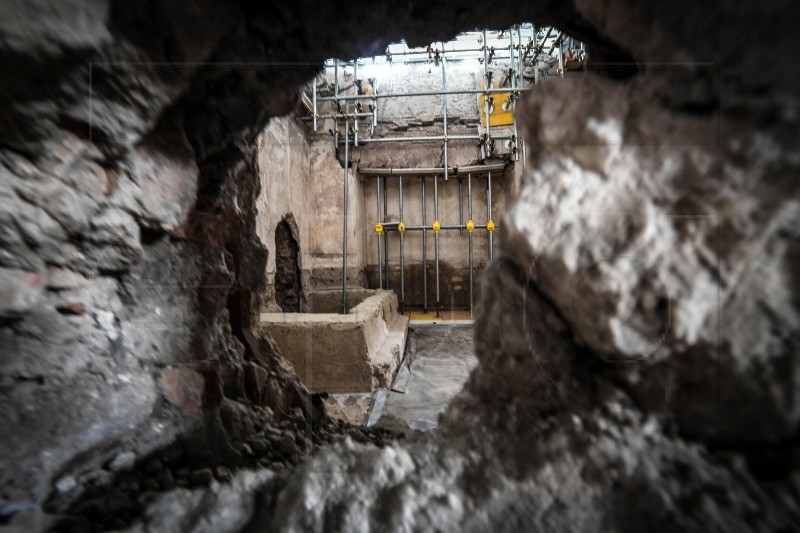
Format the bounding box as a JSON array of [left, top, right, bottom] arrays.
[[1, 0, 799, 531]]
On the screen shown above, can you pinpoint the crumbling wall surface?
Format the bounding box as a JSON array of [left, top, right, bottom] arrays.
[[131, 0, 800, 531], [2, 0, 799, 530], [0, 0, 317, 515], [507, 76, 800, 449], [255, 117, 311, 311], [1, 0, 573, 517]]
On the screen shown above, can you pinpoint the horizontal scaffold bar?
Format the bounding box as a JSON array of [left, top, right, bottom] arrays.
[[340, 134, 514, 145], [318, 87, 530, 102], [359, 163, 506, 176], [380, 223, 498, 231]]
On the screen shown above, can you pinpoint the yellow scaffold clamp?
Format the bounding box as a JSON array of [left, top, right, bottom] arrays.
[[398, 222, 405, 233], [375, 222, 383, 235], [432, 220, 441, 233], [487, 220, 495, 233], [466, 220, 475, 233]]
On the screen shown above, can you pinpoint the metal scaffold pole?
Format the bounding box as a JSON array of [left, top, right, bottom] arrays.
[[317, 87, 529, 102], [383, 176, 389, 287], [333, 59, 339, 146], [482, 29, 491, 159], [434, 173, 440, 317], [312, 75, 318, 132], [442, 46, 449, 183], [422, 176, 428, 313], [338, 134, 514, 145], [376, 176, 382, 289], [381, 223, 497, 232], [468, 172, 473, 317], [358, 163, 505, 176], [353, 61, 359, 146], [458, 178, 463, 234], [399, 175, 405, 312], [509, 28, 519, 162], [487, 170, 493, 261], [341, 104, 350, 314]]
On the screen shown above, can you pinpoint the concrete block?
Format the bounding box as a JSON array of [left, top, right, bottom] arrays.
[[260, 289, 407, 393]]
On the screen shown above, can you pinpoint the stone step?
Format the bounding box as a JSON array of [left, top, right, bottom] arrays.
[[370, 314, 409, 390]]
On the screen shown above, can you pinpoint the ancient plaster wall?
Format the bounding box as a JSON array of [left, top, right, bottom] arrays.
[[308, 137, 368, 291], [257, 117, 373, 303], [255, 117, 312, 311]]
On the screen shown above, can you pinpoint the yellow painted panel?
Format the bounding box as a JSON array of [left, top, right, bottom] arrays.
[[408, 310, 474, 322], [479, 79, 514, 127]]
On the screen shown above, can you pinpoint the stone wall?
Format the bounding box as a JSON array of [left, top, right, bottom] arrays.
[[134, 0, 800, 530], [237, 0, 799, 528], [352, 136, 509, 309], [256, 117, 372, 305], [2, 0, 798, 529], [308, 138, 368, 291], [255, 117, 312, 311], [0, 0, 348, 514], [360, 172, 502, 309]]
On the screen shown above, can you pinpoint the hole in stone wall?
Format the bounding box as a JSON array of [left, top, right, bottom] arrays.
[[7, 4, 796, 530], [274, 214, 303, 312]]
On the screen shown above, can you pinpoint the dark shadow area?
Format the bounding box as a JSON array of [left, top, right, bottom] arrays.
[[275, 215, 302, 312]]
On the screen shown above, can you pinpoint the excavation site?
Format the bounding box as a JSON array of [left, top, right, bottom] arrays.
[[1, 0, 799, 531]]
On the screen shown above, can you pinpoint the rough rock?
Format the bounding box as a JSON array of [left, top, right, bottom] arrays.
[[189, 469, 214, 486], [129, 0, 799, 531], [0, 268, 44, 317], [109, 452, 137, 473], [508, 74, 800, 451], [45, 268, 87, 290], [55, 302, 86, 315], [125, 470, 278, 533], [160, 368, 206, 417], [1, 0, 798, 530]]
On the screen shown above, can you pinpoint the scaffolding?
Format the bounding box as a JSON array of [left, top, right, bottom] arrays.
[[361, 164, 502, 316], [305, 25, 583, 314]]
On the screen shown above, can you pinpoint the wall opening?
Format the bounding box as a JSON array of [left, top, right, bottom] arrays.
[[275, 214, 303, 312]]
